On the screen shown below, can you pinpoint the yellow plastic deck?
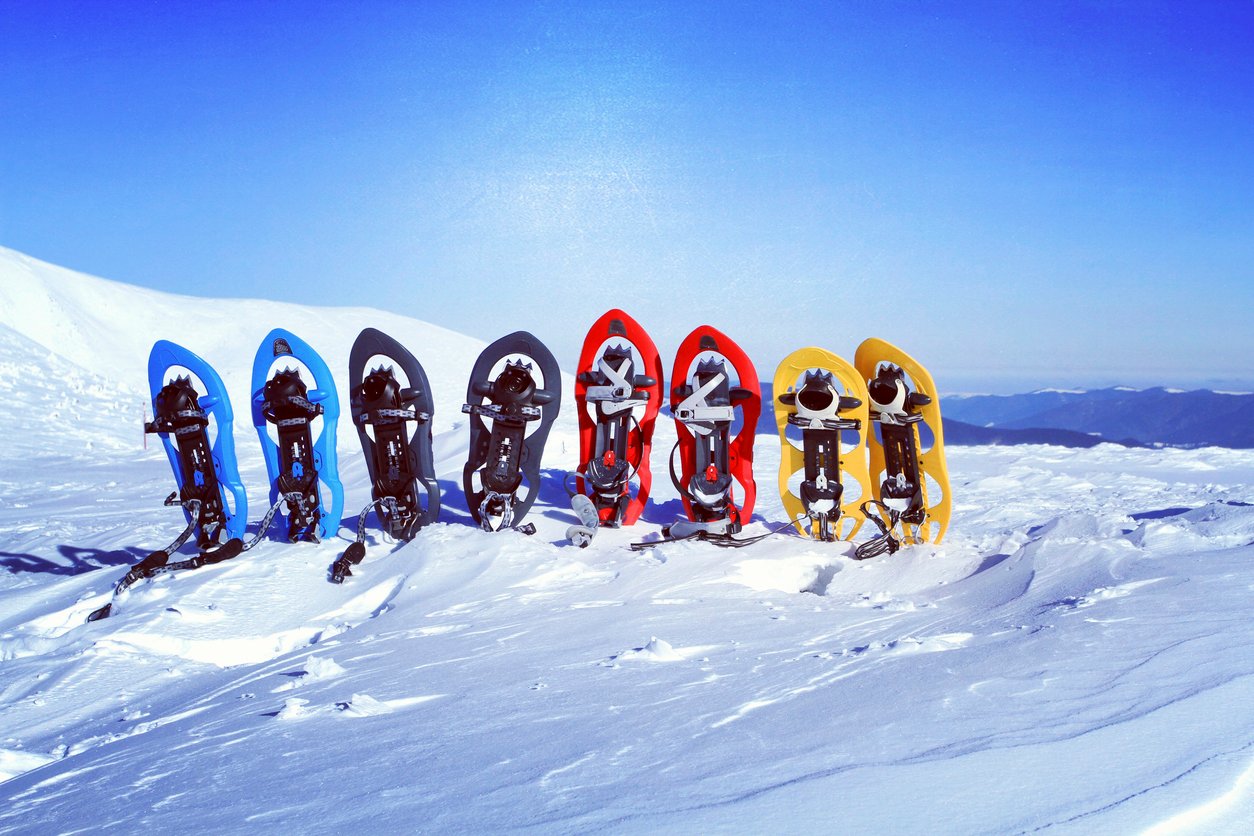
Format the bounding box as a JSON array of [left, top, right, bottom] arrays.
[[853, 337, 951, 545], [773, 347, 872, 541]]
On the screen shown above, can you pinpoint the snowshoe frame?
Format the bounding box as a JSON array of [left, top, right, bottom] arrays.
[[146, 340, 248, 546], [348, 327, 440, 539], [251, 328, 344, 542], [462, 331, 561, 531], [573, 309, 664, 526]]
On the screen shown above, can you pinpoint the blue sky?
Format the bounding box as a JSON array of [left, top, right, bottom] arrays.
[[2, 1, 1251, 392]]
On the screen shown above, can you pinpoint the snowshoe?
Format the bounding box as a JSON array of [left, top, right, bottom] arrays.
[[572, 309, 663, 527], [145, 340, 248, 548], [251, 328, 343, 543], [462, 331, 560, 532], [666, 325, 760, 540], [331, 328, 441, 583], [348, 327, 440, 539], [853, 337, 951, 554], [774, 347, 873, 542]]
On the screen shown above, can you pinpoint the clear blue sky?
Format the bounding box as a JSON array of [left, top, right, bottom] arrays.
[[2, 1, 1251, 392]]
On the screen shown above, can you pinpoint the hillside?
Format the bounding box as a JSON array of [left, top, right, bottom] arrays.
[[940, 418, 1144, 448]]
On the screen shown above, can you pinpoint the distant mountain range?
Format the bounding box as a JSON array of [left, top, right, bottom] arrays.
[[753, 385, 1253, 449], [939, 419, 1144, 448], [942, 387, 1253, 449]]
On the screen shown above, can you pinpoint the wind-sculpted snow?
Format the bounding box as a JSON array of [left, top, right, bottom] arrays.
[[0, 324, 140, 458], [1, 249, 1253, 832]]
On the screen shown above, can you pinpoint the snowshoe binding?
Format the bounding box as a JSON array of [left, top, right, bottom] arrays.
[[332, 328, 441, 583], [252, 329, 343, 544], [658, 325, 760, 543], [571, 309, 664, 530], [853, 337, 951, 558], [462, 331, 560, 533], [144, 340, 248, 548], [774, 348, 873, 542]]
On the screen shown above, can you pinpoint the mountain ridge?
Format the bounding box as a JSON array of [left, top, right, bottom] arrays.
[[942, 387, 1254, 448]]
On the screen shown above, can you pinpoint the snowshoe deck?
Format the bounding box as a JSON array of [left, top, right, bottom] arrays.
[[462, 331, 560, 532], [251, 328, 343, 542], [773, 347, 872, 541], [854, 337, 950, 545], [669, 325, 760, 532], [348, 327, 440, 539], [573, 309, 663, 527], [146, 340, 247, 547]]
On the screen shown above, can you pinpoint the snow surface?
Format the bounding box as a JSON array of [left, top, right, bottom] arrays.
[[2, 246, 1254, 833]]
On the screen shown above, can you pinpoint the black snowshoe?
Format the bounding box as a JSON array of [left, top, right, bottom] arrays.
[[333, 328, 441, 583], [462, 332, 560, 533]]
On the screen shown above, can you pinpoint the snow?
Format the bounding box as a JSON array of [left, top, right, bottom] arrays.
[[2, 247, 1254, 832]]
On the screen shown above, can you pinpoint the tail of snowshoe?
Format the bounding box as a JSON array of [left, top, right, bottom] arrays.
[[251, 329, 344, 543], [462, 331, 561, 532], [773, 348, 872, 542], [573, 309, 663, 527], [667, 325, 760, 538], [853, 337, 951, 550]]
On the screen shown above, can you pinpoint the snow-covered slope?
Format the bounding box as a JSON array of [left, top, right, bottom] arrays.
[[1, 248, 1253, 833], [0, 245, 489, 442]]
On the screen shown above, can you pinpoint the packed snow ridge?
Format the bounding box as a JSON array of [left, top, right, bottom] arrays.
[[1, 246, 1253, 833]]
